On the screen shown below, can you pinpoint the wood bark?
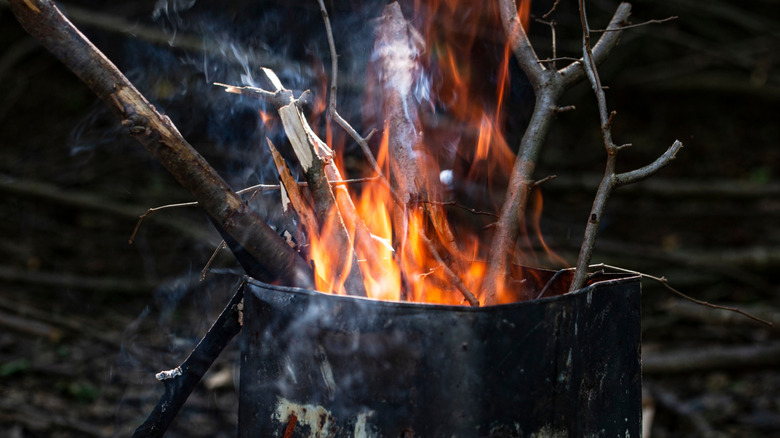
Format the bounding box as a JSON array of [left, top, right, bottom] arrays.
[[8, 0, 314, 288]]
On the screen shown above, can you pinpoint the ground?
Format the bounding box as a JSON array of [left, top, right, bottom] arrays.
[[0, 0, 778, 436]]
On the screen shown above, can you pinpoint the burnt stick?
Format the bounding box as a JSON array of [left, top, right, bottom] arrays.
[[132, 280, 245, 437]]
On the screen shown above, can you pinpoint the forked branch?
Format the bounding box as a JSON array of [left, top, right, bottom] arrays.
[[568, 0, 682, 293], [483, 1, 633, 304]]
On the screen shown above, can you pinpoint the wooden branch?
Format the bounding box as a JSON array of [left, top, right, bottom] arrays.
[[482, 2, 634, 304], [480, 93, 561, 304], [498, 0, 545, 87], [315, 0, 388, 192], [588, 263, 774, 328], [558, 3, 633, 89], [567, 0, 682, 293], [8, 0, 314, 288], [277, 102, 367, 296], [0, 308, 64, 342], [220, 72, 383, 277], [642, 342, 780, 374], [374, 2, 434, 208]]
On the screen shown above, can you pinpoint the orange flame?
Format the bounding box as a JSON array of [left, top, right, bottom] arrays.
[[300, 0, 567, 305]]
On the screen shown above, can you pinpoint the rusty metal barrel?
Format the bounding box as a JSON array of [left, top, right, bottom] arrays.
[[239, 268, 641, 437]]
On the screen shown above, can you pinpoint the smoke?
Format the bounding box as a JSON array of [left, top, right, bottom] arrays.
[[152, 0, 198, 40]]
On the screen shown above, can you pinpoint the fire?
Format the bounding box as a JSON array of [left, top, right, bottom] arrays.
[[301, 0, 559, 305]]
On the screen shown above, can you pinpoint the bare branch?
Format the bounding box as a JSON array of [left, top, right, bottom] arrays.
[[316, 0, 338, 112], [542, 0, 562, 19], [316, 0, 390, 188], [534, 18, 558, 69], [275, 101, 368, 297], [589, 264, 774, 328], [129, 202, 198, 244], [567, 0, 682, 294], [266, 138, 318, 237], [614, 140, 684, 187], [498, 0, 545, 86], [591, 16, 678, 33], [421, 234, 480, 307], [483, 2, 636, 304], [201, 241, 227, 281], [415, 200, 499, 219], [558, 3, 632, 89]]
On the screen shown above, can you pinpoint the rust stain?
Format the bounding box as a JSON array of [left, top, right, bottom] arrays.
[[282, 412, 297, 438]]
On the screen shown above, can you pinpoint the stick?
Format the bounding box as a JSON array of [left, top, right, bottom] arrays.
[[589, 263, 774, 327], [482, 2, 632, 304], [567, 0, 682, 293], [8, 0, 314, 289], [642, 342, 780, 374], [0, 308, 64, 342], [315, 0, 391, 196], [132, 280, 245, 437]]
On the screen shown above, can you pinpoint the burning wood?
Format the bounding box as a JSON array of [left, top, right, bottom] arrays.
[[373, 2, 431, 208], [372, 2, 461, 269], [9, 0, 682, 307]]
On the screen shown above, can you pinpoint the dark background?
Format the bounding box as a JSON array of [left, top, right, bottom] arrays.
[[1, 0, 778, 436]]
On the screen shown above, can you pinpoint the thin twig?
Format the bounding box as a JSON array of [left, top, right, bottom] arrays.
[[201, 241, 227, 281], [542, 0, 561, 19], [534, 18, 558, 69], [591, 16, 678, 33], [130, 178, 381, 245], [537, 57, 581, 64], [419, 233, 480, 307], [534, 269, 565, 300], [414, 199, 499, 218], [532, 174, 558, 187], [129, 202, 198, 244], [316, 0, 389, 186], [589, 263, 773, 327]]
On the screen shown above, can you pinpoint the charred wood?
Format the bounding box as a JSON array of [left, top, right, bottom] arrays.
[[133, 280, 245, 437]]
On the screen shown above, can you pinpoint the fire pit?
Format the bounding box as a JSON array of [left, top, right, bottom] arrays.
[[240, 268, 641, 437]]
